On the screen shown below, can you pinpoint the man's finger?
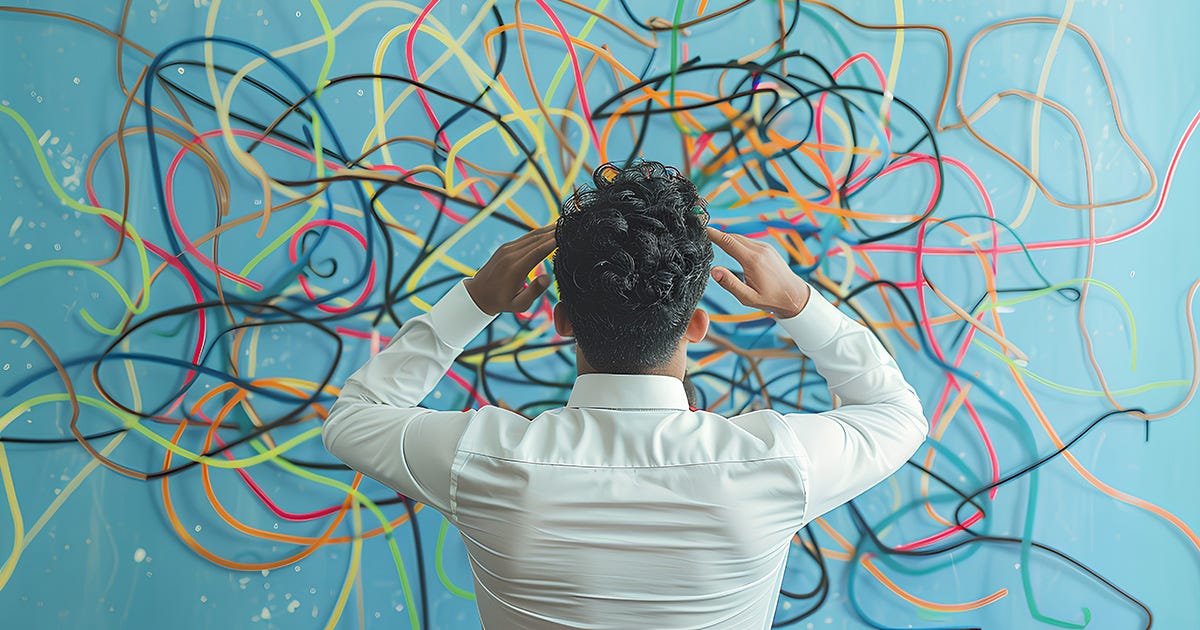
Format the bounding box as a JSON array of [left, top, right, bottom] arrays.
[[505, 226, 555, 253], [499, 225, 554, 253], [516, 224, 556, 243], [706, 226, 754, 260], [510, 274, 552, 311], [710, 265, 758, 306], [513, 233, 557, 269]]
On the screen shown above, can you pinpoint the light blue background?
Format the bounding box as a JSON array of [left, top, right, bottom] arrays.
[[1, 1, 1198, 628]]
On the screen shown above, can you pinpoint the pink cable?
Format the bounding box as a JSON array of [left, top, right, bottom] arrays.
[[288, 219, 377, 313], [87, 175, 207, 419], [727, 150, 945, 242], [444, 368, 491, 407], [211, 429, 366, 522], [823, 113, 1200, 549], [914, 218, 1002, 493], [814, 52, 890, 186], [334, 327, 492, 407], [895, 512, 986, 551], [689, 132, 714, 167], [852, 108, 1200, 258], [405, 1, 491, 208], [532, 0, 603, 152], [164, 132, 265, 291], [371, 164, 468, 224]]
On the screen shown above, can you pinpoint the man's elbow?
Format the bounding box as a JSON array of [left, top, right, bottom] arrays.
[[321, 421, 336, 453], [321, 399, 352, 455], [874, 382, 927, 456], [897, 392, 929, 454]]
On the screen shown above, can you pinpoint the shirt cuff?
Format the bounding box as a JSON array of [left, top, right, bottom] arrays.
[[775, 288, 845, 352], [427, 280, 497, 348]]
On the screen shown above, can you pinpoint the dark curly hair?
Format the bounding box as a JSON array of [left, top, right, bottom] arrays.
[[553, 161, 713, 373]]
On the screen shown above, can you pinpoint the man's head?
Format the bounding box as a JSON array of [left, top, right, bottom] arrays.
[[552, 161, 713, 374]]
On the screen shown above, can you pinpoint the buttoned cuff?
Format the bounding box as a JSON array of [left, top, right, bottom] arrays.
[[427, 280, 497, 348], [775, 288, 845, 352]]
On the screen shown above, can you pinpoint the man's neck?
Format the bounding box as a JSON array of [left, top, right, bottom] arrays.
[[574, 348, 686, 380]]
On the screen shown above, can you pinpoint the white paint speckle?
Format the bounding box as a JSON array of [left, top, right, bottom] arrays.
[[133, 548, 147, 563]]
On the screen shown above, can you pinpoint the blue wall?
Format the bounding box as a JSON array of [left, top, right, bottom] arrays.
[[1, 1, 1198, 628]]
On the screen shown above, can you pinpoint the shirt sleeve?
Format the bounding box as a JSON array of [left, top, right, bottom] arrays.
[[774, 289, 929, 525], [321, 280, 496, 514]]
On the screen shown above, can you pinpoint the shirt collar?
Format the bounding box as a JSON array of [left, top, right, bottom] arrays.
[[566, 373, 691, 410]]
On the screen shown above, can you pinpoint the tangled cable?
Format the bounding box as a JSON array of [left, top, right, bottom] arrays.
[[1, 2, 1197, 628]]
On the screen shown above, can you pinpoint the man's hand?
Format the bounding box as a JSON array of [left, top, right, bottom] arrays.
[[707, 226, 812, 319], [464, 225, 556, 316]]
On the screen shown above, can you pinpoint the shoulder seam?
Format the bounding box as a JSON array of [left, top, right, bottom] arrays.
[[456, 450, 802, 470]]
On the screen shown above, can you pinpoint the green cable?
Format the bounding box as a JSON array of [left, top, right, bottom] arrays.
[[975, 277, 1137, 371], [667, 0, 689, 134], [0, 105, 151, 335], [436, 517, 476, 600]]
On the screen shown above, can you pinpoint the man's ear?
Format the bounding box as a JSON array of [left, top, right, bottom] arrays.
[[553, 302, 574, 337], [684, 308, 709, 343]]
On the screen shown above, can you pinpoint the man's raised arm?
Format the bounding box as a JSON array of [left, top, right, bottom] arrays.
[[707, 226, 928, 524], [323, 225, 556, 514]]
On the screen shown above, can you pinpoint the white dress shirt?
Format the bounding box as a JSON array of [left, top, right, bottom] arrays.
[[322, 280, 927, 629]]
